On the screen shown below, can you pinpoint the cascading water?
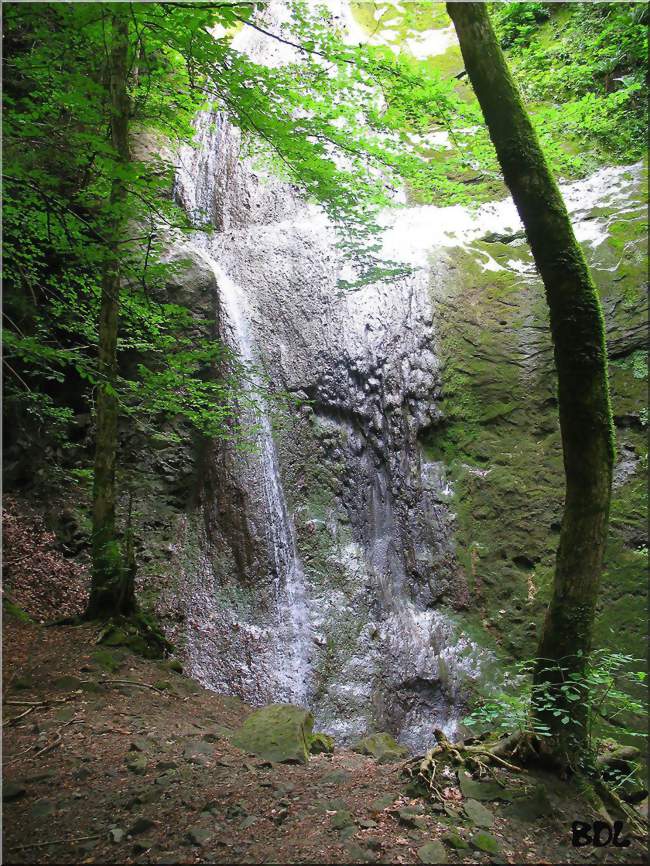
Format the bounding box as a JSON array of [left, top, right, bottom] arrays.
[[165, 2, 645, 750], [193, 246, 312, 705]]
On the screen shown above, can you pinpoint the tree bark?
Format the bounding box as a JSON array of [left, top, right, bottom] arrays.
[[86, 7, 135, 619], [447, 2, 614, 769]]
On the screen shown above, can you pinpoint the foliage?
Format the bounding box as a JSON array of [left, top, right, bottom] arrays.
[[491, 2, 648, 170], [463, 651, 647, 761], [4, 1, 475, 484], [611, 350, 648, 381], [491, 2, 551, 48]]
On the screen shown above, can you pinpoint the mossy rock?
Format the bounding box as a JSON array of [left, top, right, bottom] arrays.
[[96, 613, 172, 660], [331, 809, 355, 830], [458, 772, 512, 802], [91, 649, 123, 673], [309, 731, 335, 754], [470, 831, 500, 855], [3, 598, 32, 624], [503, 784, 555, 822], [443, 831, 469, 850], [463, 798, 494, 828], [352, 732, 409, 763], [231, 704, 314, 765], [418, 841, 448, 863]]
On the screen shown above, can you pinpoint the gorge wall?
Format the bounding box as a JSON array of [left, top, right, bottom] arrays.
[[132, 9, 647, 752]]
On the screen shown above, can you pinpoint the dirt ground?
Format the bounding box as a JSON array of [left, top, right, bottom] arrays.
[[2, 493, 648, 864], [3, 619, 648, 866]]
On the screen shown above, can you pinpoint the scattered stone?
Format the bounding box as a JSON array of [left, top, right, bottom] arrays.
[[346, 842, 377, 862], [78, 838, 100, 853], [186, 827, 212, 846], [109, 828, 125, 844], [202, 725, 232, 743], [126, 788, 162, 811], [418, 841, 448, 864], [442, 831, 469, 850], [32, 719, 58, 735], [331, 809, 355, 830], [309, 731, 335, 754], [316, 797, 348, 813], [183, 741, 213, 764], [273, 807, 290, 825], [231, 704, 314, 765], [226, 802, 248, 819], [91, 649, 122, 673], [504, 784, 554, 821], [370, 793, 397, 812], [458, 772, 511, 802], [132, 838, 154, 854], [463, 798, 494, 828], [129, 817, 156, 836], [358, 818, 378, 829], [30, 799, 54, 818], [126, 753, 148, 775], [322, 770, 351, 785], [154, 773, 175, 787], [53, 675, 82, 691], [54, 706, 75, 722], [470, 831, 501, 855], [3, 783, 26, 802], [352, 733, 409, 763], [398, 808, 427, 830]]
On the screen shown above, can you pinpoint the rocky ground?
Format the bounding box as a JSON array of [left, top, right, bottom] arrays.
[[3, 615, 648, 865]]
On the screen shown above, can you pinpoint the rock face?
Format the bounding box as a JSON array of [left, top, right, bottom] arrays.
[[231, 704, 314, 764], [160, 105, 493, 748], [145, 14, 647, 753]]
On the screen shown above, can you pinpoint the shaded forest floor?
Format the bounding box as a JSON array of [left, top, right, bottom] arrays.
[[3, 496, 649, 865]]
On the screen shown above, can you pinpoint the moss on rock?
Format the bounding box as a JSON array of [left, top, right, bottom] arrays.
[[352, 732, 409, 763], [231, 703, 314, 764]]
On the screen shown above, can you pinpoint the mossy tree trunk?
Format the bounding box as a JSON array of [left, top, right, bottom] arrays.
[[86, 7, 135, 620], [447, 2, 615, 769]]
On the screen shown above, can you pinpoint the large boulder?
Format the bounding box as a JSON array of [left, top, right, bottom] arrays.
[[351, 732, 409, 763], [231, 704, 314, 764]]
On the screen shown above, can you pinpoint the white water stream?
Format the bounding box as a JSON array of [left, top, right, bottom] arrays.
[[170, 1, 645, 742], [194, 245, 313, 705]]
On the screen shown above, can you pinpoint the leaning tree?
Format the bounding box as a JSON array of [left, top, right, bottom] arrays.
[[447, 1, 615, 771]]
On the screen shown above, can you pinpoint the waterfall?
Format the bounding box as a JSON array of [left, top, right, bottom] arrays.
[[166, 3, 645, 748], [193, 246, 312, 705]]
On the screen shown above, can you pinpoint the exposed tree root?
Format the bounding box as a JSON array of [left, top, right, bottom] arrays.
[[402, 728, 524, 800], [404, 729, 647, 840], [593, 779, 647, 838]]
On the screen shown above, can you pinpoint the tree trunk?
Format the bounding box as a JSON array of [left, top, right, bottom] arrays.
[[447, 2, 614, 769], [86, 7, 135, 619]]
